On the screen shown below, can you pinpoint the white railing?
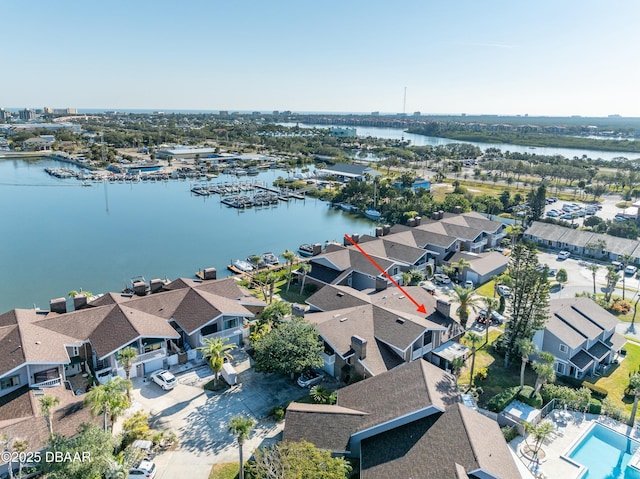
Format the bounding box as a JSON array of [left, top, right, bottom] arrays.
[[201, 328, 243, 344], [133, 347, 167, 364], [471, 238, 488, 249], [412, 344, 433, 361], [31, 375, 63, 388]]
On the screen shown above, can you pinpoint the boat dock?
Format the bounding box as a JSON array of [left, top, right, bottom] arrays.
[[193, 180, 310, 208]]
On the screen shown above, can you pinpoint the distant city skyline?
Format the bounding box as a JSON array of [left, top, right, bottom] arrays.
[[3, 1, 639, 117]]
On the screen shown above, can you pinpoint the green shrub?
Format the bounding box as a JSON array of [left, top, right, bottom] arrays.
[[487, 387, 519, 413], [583, 381, 609, 399], [501, 425, 519, 442], [474, 368, 489, 382], [517, 386, 543, 409], [271, 406, 285, 421], [588, 398, 602, 415], [498, 296, 506, 314]]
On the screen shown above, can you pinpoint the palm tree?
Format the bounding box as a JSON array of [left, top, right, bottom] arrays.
[[450, 284, 482, 329], [465, 332, 482, 388], [298, 262, 312, 294], [39, 394, 60, 435], [523, 420, 556, 460], [517, 339, 537, 390], [228, 415, 255, 479], [197, 338, 236, 386], [12, 439, 28, 479], [532, 351, 556, 396], [84, 376, 132, 432], [401, 271, 412, 287], [588, 264, 599, 295], [455, 258, 472, 282], [481, 297, 499, 345], [116, 347, 138, 400], [629, 373, 640, 426], [282, 249, 297, 293]]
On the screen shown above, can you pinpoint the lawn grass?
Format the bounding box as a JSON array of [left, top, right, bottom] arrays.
[[208, 463, 238, 479], [591, 341, 640, 413], [475, 281, 496, 298], [457, 329, 537, 406]]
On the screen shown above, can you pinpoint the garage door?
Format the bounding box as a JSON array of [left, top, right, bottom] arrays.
[[143, 358, 164, 375], [466, 272, 479, 284]]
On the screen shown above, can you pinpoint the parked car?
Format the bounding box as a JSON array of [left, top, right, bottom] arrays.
[[433, 273, 451, 284], [464, 280, 474, 289], [614, 215, 628, 222], [476, 309, 506, 325], [150, 370, 177, 390], [128, 459, 157, 478], [297, 370, 324, 388], [497, 285, 511, 297], [625, 265, 638, 275], [557, 251, 571, 260], [612, 261, 623, 271]]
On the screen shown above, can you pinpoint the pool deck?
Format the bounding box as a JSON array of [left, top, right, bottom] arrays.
[[509, 412, 639, 479]]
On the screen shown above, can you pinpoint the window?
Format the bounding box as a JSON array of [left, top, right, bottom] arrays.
[[423, 331, 433, 345], [223, 317, 239, 330], [0, 375, 20, 390], [559, 344, 568, 353], [556, 363, 565, 374]]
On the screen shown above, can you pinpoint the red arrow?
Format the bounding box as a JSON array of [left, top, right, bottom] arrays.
[[344, 234, 427, 314]]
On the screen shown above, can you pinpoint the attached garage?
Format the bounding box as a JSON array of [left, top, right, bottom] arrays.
[[143, 358, 164, 375]]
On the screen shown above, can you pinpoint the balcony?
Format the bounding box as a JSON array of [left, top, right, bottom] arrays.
[[470, 238, 488, 251], [31, 375, 63, 389], [132, 347, 167, 364], [411, 344, 433, 361], [200, 328, 243, 344]]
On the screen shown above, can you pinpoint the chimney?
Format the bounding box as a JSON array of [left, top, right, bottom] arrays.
[[133, 280, 147, 296], [73, 294, 88, 310], [375, 226, 383, 237], [436, 299, 451, 318], [383, 224, 391, 235], [312, 243, 322, 255], [407, 218, 416, 227], [352, 233, 359, 243], [415, 216, 422, 226], [50, 297, 67, 314], [375, 277, 388, 291], [453, 206, 462, 214], [203, 268, 217, 280], [150, 278, 164, 293], [351, 335, 367, 360], [438, 210, 444, 219]]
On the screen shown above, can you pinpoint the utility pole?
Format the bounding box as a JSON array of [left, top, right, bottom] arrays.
[[402, 86, 407, 115]]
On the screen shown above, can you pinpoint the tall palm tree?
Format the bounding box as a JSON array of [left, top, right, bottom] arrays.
[[39, 394, 60, 435], [228, 415, 255, 479], [282, 249, 297, 292], [465, 332, 482, 388], [517, 339, 537, 390], [116, 346, 138, 400], [481, 297, 499, 345], [298, 262, 312, 294], [532, 351, 556, 396], [588, 264, 599, 295], [198, 338, 236, 386], [84, 376, 132, 432], [450, 284, 482, 329], [629, 373, 640, 426], [455, 258, 472, 282]]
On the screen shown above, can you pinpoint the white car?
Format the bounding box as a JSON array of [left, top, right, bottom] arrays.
[[557, 251, 571, 260], [297, 370, 324, 388], [128, 460, 157, 478], [625, 265, 638, 276], [497, 285, 511, 297], [433, 273, 451, 284], [150, 370, 177, 390]]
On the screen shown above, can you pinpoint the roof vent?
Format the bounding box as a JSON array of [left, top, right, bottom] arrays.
[[340, 317, 348, 322], [396, 318, 405, 324], [399, 295, 405, 299], [337, 292, 344, 297]]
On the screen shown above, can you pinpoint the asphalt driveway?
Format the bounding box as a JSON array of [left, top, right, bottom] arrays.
[[127, 349, 308, 479]]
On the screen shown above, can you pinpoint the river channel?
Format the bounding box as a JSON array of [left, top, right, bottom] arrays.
[[0, 158, 373, 312]]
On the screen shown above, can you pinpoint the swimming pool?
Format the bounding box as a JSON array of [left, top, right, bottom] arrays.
[[567, 423, 640, 479]]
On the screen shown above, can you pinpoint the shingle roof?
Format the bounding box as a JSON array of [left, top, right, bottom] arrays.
[[284, 360, 520, 479], [547, 297, 619, 349], [570, 349, 595, 370], [355, 237, 427, 265]]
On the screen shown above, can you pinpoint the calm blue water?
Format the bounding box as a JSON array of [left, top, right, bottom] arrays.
[[282, 123, 639, 162], [0, 158, 374, 312], [568, 424, 640, 479]]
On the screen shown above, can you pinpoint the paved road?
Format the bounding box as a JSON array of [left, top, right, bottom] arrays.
[[124, 350, 309, 479]]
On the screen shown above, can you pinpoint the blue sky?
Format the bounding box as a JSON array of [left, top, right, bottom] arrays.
[[4, 1, 639, 116]]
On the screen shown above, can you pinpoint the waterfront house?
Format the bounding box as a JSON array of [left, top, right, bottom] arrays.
[[305, 285, 464, 380], [315, 162, 379, 182], [533, 297, 626, 379], [283, 359, 521, 479]]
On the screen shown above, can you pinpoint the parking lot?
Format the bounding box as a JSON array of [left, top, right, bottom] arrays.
[[543, 192, 627, 227], [126, 349, 312, 479]]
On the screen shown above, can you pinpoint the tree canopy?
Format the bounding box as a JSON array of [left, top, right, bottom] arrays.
[[252, 318, 323, 376]]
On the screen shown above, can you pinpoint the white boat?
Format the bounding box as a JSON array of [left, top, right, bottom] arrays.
[[298, 244, 314, 257], [233, 260, 254, 272], [262, 252, 279, 265], [365, 180, 381, 221]]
